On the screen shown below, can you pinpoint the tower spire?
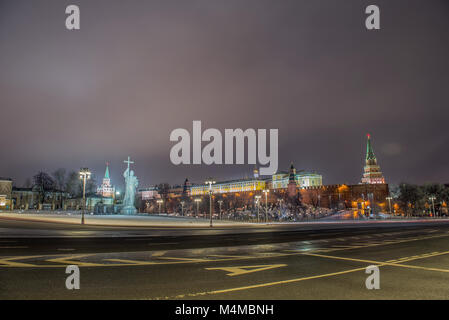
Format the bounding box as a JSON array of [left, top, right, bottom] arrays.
[[104, 161, 110, 179], [289, 162, 296, 182], [361, 134, 385, 184], [287, 162, 297, 197], [366, 134, 376, 161], [97, 161, 115, 197]]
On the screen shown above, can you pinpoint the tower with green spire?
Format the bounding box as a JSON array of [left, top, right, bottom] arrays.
[[104, 163, 110, 180], [97, 162, 116, 197], [287, 162, 298, 197], [361, 134, 385, 184]]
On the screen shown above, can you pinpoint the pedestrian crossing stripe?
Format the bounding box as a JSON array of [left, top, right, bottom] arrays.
[[205, 264, 287, 276]]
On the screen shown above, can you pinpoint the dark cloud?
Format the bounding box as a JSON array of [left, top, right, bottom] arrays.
[[1, 0, 448, 189]]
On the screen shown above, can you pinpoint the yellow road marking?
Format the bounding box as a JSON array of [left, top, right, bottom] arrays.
[[205, 264, 287, 276], [158, 244, 449, 299], [361, 242, 384, 245], [0, 256, 41, 267], [46, 254, 103, 267], [284, 248, 329, 253], [158, 257, 210, 262], [0, 252, 282, 268], [209, 254, 252, 259], [159, 265, 368, 299], [151, 251, 166, 257], [104, 259, 155, 265], [331, 245, 362, 249], [386, 252, 440, 263], [302, 251, 449, 273], [1, 232, 449, 268]]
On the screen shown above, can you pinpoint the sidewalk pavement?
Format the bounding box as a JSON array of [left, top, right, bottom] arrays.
[[0, 211, 252, 227]]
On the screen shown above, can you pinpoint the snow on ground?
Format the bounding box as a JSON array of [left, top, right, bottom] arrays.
[[0, 211, 251, 227], [0, 210, 442, 227]]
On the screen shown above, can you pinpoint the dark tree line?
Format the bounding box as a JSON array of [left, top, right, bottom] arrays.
[[30, 169, 97, 204], [141, 185, 306, 221], [391, 183, 449, 216]]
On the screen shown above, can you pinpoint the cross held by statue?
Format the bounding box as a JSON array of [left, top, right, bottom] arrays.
[[124, 156, 134, 176]]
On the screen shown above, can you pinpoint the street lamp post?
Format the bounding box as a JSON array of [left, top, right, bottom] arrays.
[[278, 198, 283, 218], [180, 201, 185, 216], [217, 200, 223, 220], [194, 198, 201, 218], [407, 201, 411, 217], [255, 195, 261, 223], [262, 189, 269, 222], [79, 168, 91, 225], [386, 196, 393, 215], [205, 179, 216, 227], [318, 194, 321, 214], [157, 199, 163, 214], [429, 196, 436, 217]]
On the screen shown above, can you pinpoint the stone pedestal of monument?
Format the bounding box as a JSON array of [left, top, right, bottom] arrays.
[[121, 206, 137, 215]]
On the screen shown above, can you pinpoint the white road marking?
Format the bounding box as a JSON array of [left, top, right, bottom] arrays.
[[0, 246, 28, 249]]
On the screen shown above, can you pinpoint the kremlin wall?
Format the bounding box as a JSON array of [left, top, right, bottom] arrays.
[[138, 134, 389, 216]]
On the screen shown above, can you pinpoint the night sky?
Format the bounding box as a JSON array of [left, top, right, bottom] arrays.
[[1, 0, 448, 190]]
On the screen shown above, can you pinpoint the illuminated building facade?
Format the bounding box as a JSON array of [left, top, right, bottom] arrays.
[[190, 178, 267, 196], [271, 171, 322, 189], [0, 178, 12, 209], [138, 186, 160, 200], [189, 163, 322, 196], [361, 134, 386, 184]]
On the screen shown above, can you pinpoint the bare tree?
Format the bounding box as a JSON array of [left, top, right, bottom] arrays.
[[157, 183, 170, 212], [52, 168, 67, 191], [65, 171, 81, 198], [33, 172, 55, 205], [24, 178, 32, 188]]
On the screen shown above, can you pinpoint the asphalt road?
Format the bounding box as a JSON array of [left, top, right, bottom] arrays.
[[1, 217, 449, 299]]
